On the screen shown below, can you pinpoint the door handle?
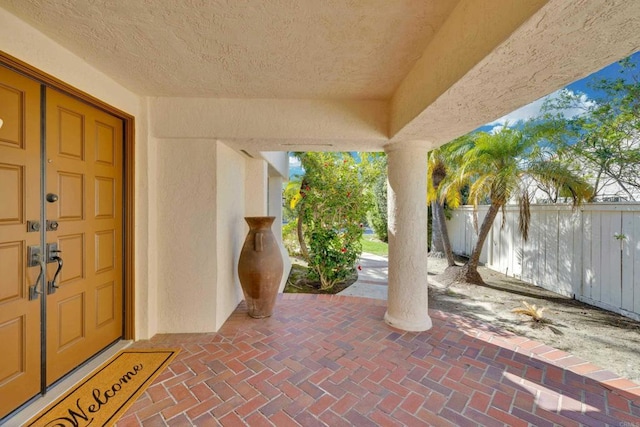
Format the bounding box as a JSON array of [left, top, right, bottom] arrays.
[[47, 249, 63, 294], [29, 254, 46, 300]]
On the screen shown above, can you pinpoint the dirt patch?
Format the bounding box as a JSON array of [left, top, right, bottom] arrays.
[[284, 259, 357, 295], [429, 256, 640, 383]]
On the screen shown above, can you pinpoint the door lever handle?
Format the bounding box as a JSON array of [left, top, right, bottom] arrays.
[[47, 250, 63, 294]]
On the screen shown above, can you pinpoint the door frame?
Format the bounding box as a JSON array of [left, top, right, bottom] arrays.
[[0, 51, 136, 340]]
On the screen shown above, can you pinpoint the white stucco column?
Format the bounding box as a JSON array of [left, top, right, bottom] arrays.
[[384, 141, 432, 331]]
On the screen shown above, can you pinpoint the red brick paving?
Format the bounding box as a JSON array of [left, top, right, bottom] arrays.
[[117, 294, 640, 426]]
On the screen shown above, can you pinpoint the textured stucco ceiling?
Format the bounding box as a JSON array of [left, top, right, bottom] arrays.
[[2, 0, 639, 152], [0, 0, 459, 99]]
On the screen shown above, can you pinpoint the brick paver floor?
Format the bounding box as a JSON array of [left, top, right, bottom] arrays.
[[117, 294, 640, 426]]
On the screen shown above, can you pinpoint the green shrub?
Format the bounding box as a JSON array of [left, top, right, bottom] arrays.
[[368, 171, 388, 242], [295, 153, 371, 290], [282, 220, 301, 257]]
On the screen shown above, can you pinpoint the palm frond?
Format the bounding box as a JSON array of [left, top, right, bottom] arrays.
[[527, 160, 593, 207], [512, 301, 546, 322], [518, 191, 531, 241], [444, 184, 463, 209], [427, 149, 449, 203]]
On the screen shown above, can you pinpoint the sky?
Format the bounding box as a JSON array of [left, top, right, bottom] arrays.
[[481, 51, 640, 133], [289, 155, 302, 176], [290, 51, 640, 178]]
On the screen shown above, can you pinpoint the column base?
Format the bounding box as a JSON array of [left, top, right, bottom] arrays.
[[384, 311, 432, 332]]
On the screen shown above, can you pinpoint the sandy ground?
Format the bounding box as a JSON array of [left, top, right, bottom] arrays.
[[428, 256, 640, 383]]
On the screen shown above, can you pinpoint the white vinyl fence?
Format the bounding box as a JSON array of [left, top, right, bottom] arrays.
[[447, 203, 640, 320]]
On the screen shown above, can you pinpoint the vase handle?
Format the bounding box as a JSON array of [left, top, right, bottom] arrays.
[[254, 232, 264, 252]]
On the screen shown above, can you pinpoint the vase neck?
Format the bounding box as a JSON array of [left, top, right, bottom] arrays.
[[245, 216, 276, 229]]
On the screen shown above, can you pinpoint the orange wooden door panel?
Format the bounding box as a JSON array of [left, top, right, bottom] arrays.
[[0, 67, 124, 419], [0, 66, 42, 418], [45, 88, 123, 384]]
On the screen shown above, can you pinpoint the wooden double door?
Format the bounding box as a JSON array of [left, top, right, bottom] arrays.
[[0, 66, 124, 418]]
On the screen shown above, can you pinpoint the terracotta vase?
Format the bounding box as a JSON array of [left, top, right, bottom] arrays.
[[238, 216, 284, 318]]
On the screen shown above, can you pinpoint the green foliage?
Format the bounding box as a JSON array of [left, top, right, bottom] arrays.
[[291, 152, 372, 290], [358, 152, 387, 185], [357, 153, 388, 243], [457, 128, 592, 210], [282, 220, 301, 257], [427, 137, 472, 265], [539, 56, 640, 201], [367, 164, 388, 243], [283, 178, 302, 223], [430, 135, 474, 207]]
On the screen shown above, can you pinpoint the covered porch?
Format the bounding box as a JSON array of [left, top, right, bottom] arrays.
[[2, 0, 640, 424], [2, 0, 639, 337]]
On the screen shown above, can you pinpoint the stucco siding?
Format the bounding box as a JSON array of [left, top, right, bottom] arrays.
[[156, 140, 219, 332], [215, 142, 246, 329]]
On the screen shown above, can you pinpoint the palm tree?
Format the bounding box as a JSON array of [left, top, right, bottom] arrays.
[[428, 135, 474, 267], [428, 149, 456, 266], [448, 128, 592, 284], [284, 176, 310, 260]]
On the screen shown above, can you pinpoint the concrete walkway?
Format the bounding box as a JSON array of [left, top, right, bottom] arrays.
[[338, 252, 388, 300]]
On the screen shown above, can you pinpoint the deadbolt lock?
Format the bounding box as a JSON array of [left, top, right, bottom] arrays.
[[46, 220, 59, 231], [27, 220, 41, 232]]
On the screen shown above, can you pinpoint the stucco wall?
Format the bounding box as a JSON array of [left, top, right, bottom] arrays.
[[156, 139, 219, 332], [144, 138, 283, 333], [214, 142, 246, 329], [138, 105, 157, 339], [244, 159, 269, 217], [149, 97, 388, 151], [261, 151, 289, 179]]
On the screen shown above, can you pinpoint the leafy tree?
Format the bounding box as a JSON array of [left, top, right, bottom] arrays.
[[428, 135, 472, 266], [446, 128, 592, 284], [283, 176, 302, 223], [289, 152, 371, 290], [540, 56, 640, 201], [283, 176, 305, 256], [367, 156, 388, 242], [358, 152, 387, 185], [284, 174, 311, 260]]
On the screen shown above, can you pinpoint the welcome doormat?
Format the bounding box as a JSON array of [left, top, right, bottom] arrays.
[[26, 348, 179, 427]]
